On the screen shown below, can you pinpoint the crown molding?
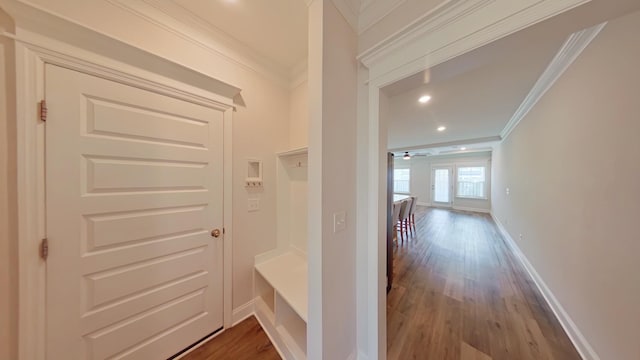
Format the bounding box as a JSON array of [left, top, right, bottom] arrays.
[[500, 21, 607, 140], [436, 148, 494, 156], [359, 0, 592, 87], [388, 136, 501, 153], [357, 0, 486, 66], [0, 0, 242, 101], [331, 0, 359, 32], [107, 0, 293, 88], [358, 0, 405, 34]]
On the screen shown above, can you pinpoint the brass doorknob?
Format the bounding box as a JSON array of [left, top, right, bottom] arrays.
[[211, 229, 221, 238]]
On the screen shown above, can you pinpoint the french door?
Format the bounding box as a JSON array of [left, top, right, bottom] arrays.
[[45, 65, 224, 359], [431, 165, 454, 207]]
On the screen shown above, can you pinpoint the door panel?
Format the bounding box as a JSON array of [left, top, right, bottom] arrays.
[[431, 166, 453, 207], [45, 65, 224, 360]]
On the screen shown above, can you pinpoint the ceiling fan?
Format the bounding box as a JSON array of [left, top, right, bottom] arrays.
[[398, 151, 429, 160]]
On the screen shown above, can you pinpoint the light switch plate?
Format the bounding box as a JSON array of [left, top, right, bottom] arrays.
[[248, 198, 260, 212], [333, 211, 346, 233]]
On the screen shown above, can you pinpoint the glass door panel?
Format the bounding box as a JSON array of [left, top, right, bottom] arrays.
[[432, 166, 453, 207]]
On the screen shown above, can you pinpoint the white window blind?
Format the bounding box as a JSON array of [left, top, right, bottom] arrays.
[[457, 166, 486, 199], [394, 169, 410, 193]]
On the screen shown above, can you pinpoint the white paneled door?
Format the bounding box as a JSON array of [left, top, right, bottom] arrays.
[[45, 65, 224, 360], [431, 166, 453, 207]]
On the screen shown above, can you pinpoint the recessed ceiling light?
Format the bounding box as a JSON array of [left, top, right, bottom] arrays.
[[418, 95, 432, 104], [460, 147, 467, 151], [437, 126, 446, 132]]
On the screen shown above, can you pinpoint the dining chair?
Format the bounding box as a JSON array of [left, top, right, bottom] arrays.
[[392, 202, 402, 243], [398, 199, 411, 241], [408, 196, 418, 233], [396, 200, 408, 242]]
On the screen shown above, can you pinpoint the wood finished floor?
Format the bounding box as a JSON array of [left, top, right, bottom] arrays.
[[388, 206, 581, 360], [180, 316, 280, 360]]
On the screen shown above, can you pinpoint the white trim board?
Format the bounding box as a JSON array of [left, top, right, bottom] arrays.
[[490, 212, 600, 360], [107, 0, 295, 88], [231, 300, 256, 327], [358, 0, 469, 62], [363, 0, 591, 85]]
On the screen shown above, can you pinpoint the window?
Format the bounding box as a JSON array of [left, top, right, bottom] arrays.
[[457, 166, 486, 199], [394, 168, 410, 193]]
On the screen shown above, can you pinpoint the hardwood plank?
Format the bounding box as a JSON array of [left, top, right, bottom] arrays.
[[387, 207, 582, 360], [180, 316, 280, 360], [461, 342, 493, 360]]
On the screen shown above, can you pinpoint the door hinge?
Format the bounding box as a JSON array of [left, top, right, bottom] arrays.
[[223, 228, 226, 235], [39, 100, 47, 122], [40, 238, 49, 260]]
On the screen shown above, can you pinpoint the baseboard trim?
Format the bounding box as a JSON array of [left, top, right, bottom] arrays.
[[490, 212, 600, 360], [232, 299, 255, 326], [452, 205, 490, 213], [417, 201, 430, 207]]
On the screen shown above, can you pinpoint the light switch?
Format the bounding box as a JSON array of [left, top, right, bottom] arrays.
[[248, 198, 260, 212], [506, 187, 510, 195], [333, 211, 346, 233]]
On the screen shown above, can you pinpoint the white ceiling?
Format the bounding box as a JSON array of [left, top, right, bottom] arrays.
[[384, 21, 568, 152], [169, 0, 308, 71], [384, 0, 640, 154]]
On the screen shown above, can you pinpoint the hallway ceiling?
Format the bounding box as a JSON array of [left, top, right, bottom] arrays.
[[385, 0, 640, 154], [165, 0, 308, 70]]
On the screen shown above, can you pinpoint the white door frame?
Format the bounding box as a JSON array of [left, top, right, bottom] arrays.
[[431, 164, 454, 208], [355, 0, 590, 358], [11, 30, 237, 360]]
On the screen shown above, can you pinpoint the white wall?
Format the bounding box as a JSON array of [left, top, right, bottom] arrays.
[[290, 80, 309, 149], [0, 0, 291, 315], [395, 152, 491, 212], [491, 10, 640, 360], [288, 79, 308, 253], [308, 0, 358, 358], [0, 8, 16, 360]]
